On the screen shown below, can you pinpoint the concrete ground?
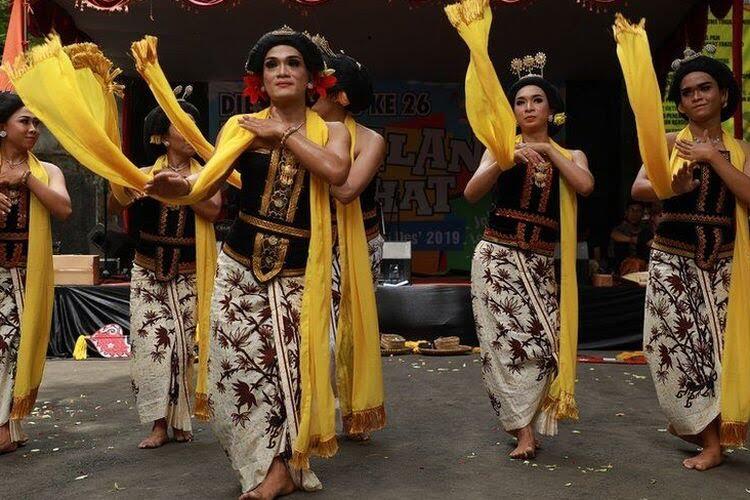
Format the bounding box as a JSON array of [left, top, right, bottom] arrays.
[[2, 355, 749, 499]]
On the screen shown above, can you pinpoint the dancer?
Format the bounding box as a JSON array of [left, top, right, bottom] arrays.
[[109, 98, 221, 449], [145, 27, 383, 499], [446, 0, 593, 459], [0, 92, 72, 454], [616, 15, 750, 470]]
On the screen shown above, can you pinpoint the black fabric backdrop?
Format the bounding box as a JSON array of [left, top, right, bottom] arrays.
[[48, 283, 645, 357], [48, 285, 130, 357]]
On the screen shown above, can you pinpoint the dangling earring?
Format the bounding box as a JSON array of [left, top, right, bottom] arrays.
[[722, 101, 728, 108], [306, 82, 314, 90], [0, 131, 6, 138], [163, 140, 170, 147], [547, 115, 554, 123], [260, 86, 265, 93]]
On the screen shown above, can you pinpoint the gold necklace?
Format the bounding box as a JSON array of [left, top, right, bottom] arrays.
[[165, 159, 190, 172]]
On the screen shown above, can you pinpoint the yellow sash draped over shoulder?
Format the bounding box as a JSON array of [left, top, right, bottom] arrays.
[[333, 116, 386, 435], [445, 0, 580, 433], [9, 153, 52, 420], [615, 15, 750, 446]]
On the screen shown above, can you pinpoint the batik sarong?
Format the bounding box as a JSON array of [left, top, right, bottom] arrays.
[[471, 240, 559, 434], [0, 267, 26, 443], [207, 251, 321, 493], [130, 264, 196, 432], [644, 249, 731, 435]]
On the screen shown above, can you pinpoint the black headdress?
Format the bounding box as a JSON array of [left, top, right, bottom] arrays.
[[667, 46, 739, 123], [143, 85, 200, 155]]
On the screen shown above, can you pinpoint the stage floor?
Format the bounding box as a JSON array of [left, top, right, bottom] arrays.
[[4, 356, 748, 499]]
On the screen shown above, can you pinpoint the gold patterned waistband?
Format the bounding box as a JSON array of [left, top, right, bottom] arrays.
[[494, 208, 559, 230], [134, 253, 197, 275], [0, 232, 29, 242], [139, 231, 195, 246], [239, 212, 311, 239], [652, 235, 734, 261], [482, 227, 556, 257]]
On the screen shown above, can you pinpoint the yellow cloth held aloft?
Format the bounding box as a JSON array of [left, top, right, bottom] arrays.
[[10, 153, 53, 419], [445, 0, 580, 431], [614, 14, 750, 446], [444, 0, 516, 171], [130, 36, 242, 190], [333, 116, 386, 435], [1, 36, 218, 421]]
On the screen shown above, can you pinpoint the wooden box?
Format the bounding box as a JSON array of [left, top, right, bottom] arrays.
[[54, 255, 101, 285]]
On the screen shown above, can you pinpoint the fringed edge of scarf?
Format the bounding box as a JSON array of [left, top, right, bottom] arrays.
[[9, 387, 39, 420], [444, 0, 488, 29], [342, 405, 386, 435], [194, 392, 212, 422], [612, 13, 646, 39], [1, 34, 63, 81], [541, 392, 579, 421], [290, 435, 339, 470], [720, 421, 748, 447], [131, 35, 158, 75], [63, 42, 124, 97]]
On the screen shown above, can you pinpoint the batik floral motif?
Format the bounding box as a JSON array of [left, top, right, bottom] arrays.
[[0, 267, 23, 437], [130, 265, 196, 431], [643, 249, 730, 435], [471, 240, 559, 432]]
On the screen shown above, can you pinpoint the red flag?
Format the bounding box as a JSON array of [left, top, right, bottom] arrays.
[[0, 0, 26, 91]]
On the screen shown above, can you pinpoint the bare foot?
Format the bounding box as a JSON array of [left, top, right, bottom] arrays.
[[138, 420, 169, 449], [173, 428, 193, 443], [668, 424, 702, 447], [0, 424, 17, 455], [240, 456, 297, 500], [505, 427, 541, 450], [346, 432, 370, 442], [683, 447, 723, 471], [509, 425, 536, 459]]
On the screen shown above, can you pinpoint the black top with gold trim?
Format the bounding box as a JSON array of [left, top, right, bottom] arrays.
[[653, 154, 735, 270], [0, 184, 30, 269], [483, 161, 560, 257], [132, 197, 197, 282], [224, 148, 311, 283]]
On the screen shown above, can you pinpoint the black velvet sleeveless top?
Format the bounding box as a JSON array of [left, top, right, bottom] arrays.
[[0, 185, 29, 269], [653, 153, 735, 270], [483, 162, 560, 256], [132, 197, 196, 282], [224, 148, 311, 282]]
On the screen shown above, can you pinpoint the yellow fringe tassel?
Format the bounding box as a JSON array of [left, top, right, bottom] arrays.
[[290, 435, 339, 470], [612, 13, 646, 38], [342, 405, 386, 435], [73, 335, 88, 360], [720, 421, 747, 447], [130, 35, 158, 74], [194, 393, 212, 421], [9, 388, 38, 419], [1, 34, 63, 81], [444, 0, 488, 29], [63, 42, 124, 97], [541, 392, 579, 422]]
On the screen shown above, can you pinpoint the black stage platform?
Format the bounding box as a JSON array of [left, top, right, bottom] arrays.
[[50, 281, 645, 357]]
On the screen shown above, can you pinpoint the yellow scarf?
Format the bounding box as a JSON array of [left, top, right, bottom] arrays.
[[1, 37, 218, 420], [615, 15, 750, 445], [130, 36, 242, 190], [10, 153, 53, 419], [445, 0, 579, 429], [334, 116, 386, 434]]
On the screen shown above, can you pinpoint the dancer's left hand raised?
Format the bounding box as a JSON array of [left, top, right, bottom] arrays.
[[675, 130, 721, 165], [238, 115, 286, 142]]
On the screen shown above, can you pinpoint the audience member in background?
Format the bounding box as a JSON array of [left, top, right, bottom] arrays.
[[609, 200, 652, 275]]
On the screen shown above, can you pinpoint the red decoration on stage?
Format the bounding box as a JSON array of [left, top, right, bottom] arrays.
[[88, 324, 131, 358], [75, 0, 130, 11]]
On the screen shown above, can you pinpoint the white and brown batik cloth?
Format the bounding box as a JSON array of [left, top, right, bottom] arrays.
[[0, 267, 27, 444], [130, 264, 196, 432], [644, 249, 731, 436], [208, 251, 321, 493], [471, 240, 559, 434]]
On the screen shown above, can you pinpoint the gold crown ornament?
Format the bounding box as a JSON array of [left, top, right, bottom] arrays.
[[671, 44, 717, 71], [510, 52, 547, 80]]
